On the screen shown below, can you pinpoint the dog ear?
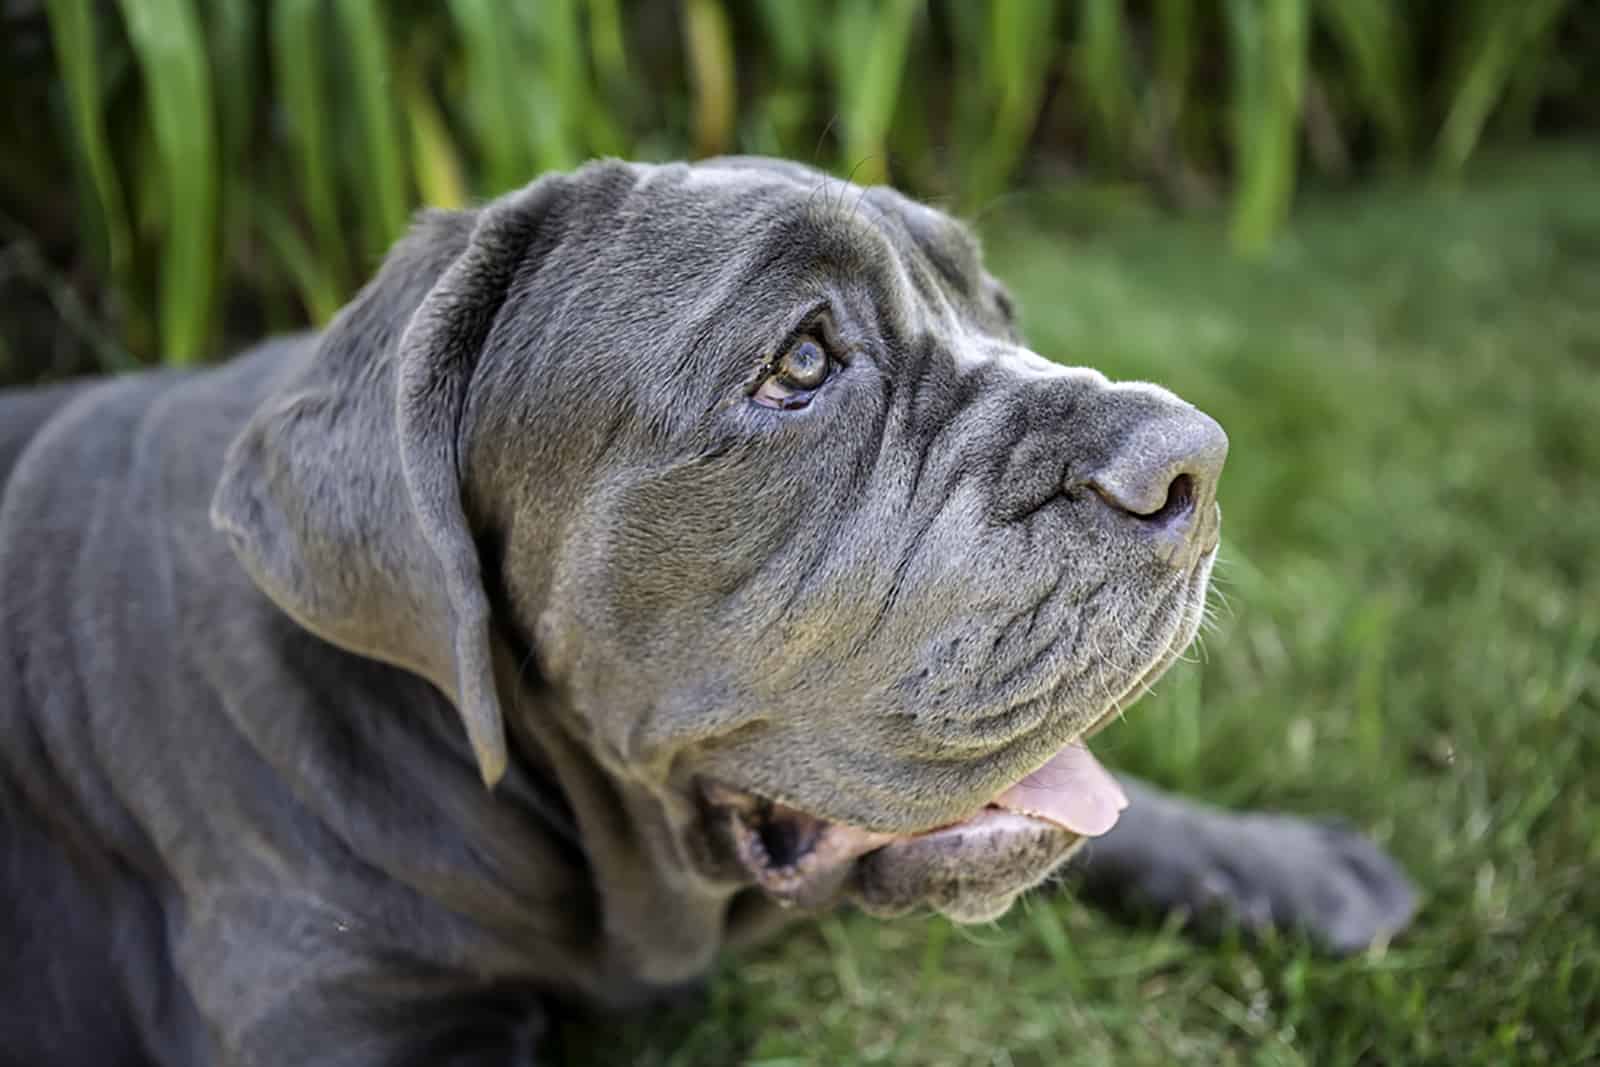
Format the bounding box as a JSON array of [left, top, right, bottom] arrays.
[[211, 178, 566, 787]]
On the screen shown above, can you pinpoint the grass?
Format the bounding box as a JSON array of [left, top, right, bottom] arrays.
[[15, 1, 1595, 367], [557, 147, 1600, 1065]]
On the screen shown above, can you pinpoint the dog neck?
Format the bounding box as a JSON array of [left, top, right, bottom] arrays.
[[492, 634, 744, 994]]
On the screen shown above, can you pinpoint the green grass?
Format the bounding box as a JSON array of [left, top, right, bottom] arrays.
[[16, 2, 1596, 367], [558, 148, 1600, 1065]]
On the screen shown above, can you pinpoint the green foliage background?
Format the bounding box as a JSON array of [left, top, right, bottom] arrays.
[[1, 0, 1596, 373]]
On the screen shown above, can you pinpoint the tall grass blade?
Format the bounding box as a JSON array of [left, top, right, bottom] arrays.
[[402, 57, 469, 212], [1434, 0, 1573, 177], [271, 0, 348, 294], [252, 190, 342, 324], [450, 0, 531, 194], [754, 0, 816, 76], [208, 0, 257, 175], [1074, 0, 1136, 170], [1316, 0, 1411, 161], [580, 0, 631, 156], [522, 0, 587, 171], [752, 0, 822, 159], [683, 0, 736, 158], [834, 0, 922, 186], [1148, 0, 1212, 198], [586, 0, 628, 95], [334, 0, 410, 254], [115, 0, 218, 364], [45, 0, 132, 296], [1154, 0, 1195, 130], [1225, 0, 1309, 254], [208, 0, 258, 310], [961, 0, 1057, 213]]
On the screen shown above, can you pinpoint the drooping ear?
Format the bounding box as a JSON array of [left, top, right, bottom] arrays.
[[212, 178, 566, 787]]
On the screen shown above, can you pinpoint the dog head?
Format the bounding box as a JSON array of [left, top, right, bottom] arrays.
[[213, 157, 1224, 925]]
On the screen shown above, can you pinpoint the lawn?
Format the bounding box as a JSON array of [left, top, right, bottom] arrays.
[[561, 148, 1600, 1066]]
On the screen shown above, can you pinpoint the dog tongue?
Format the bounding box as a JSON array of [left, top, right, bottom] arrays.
[[990, 742, 1128, 837]]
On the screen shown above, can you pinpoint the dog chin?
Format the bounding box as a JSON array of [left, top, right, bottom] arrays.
[[698, 725, 1124, 919]]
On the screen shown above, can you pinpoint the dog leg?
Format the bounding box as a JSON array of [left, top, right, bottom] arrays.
[[1065, 776, 1417, 954]]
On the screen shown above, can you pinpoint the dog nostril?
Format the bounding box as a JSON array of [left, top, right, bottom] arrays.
[[1083, 409, 1227, 527], [1087, 463, 1213, 567], [1142, 473, 1195, 527], [1090, 470, 1196, 525]]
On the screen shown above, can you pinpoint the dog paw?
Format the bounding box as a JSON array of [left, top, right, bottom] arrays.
[[1075, 796, 1418, 954], [1192, 813, 1417, 953]]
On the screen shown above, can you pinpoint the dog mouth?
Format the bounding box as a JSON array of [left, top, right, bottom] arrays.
[[702, 735, 1127, 909], [701, 557, 1216, 910]]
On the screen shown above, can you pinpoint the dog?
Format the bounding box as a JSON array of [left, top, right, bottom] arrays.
[[0, 157, 1414, 1065]]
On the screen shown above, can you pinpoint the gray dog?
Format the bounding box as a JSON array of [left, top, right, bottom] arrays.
[[0, 158, 1413, 1065]]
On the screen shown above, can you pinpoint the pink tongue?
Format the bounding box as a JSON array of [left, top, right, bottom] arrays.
[[991, 742, 1128, 837]]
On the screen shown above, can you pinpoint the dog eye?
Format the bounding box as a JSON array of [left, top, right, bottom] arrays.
[[778, 337, 829, 389], [753, 334, 831, 409]]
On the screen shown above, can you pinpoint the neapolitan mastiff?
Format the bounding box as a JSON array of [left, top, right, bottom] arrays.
[[0, 158, 1414, 1065]]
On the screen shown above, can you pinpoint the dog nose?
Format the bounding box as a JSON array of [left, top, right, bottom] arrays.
[[1085, 407, 1228, 563]]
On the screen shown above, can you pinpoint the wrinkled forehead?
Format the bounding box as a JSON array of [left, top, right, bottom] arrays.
[[665, 160, 993, 324]]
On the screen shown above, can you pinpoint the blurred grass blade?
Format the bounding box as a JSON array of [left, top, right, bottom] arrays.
[[334, 0, 410, 254], [271, 0, 348, 293], [45, 0, 132, 294], [450, 0, 531, 194], [1074, 0, 1136, 170], [208, 0, 257, 174], [945, 0, 988, 191], [1434, 0, 1572, 177], [521, 0, 586, 171], [453, 0, 587, 184], [835, 0, 922, 186], [115, 0, 217, 364], [402, 57, 468, 210], [1225, 0, 1309, 254], [1316, 0, 1411, 161], [961, 0, 1057, 213], [209, 0, 258, 307], [751, 0, 822, 158], [586, 0, 628, 93], [683, 0, 736, 158], [1154, 0, 1195, 131], [754, 0, 815, 76], [252, 191, 342, 325], [585, 0, 633, 155]]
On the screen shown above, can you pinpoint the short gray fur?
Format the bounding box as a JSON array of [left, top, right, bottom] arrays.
[[0, 158, 1413, 1066]]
